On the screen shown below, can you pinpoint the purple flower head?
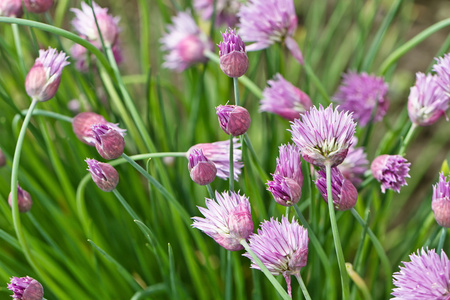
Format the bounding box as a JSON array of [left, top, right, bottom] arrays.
[[433, 53, 450, 94], [194, 0, 241, 27], [8, 183, 32, 213], [0, 0, 23, 17], [25, 47, 70, 102], [192, 191, 253, 251], [315, 167, 358, 211], [371, 154, 410, 193], [267, 144, 303, 206], [23, 0, 53, 14], [332, 71, 389, 127], [432, 173, 450, 228], [92, 123, 125, 160], [160, 11, 213, 72], [392, 248, 450, 299], [188, 149, 217, 185], [71, 1, 120, 47], [237, 0, 303, 64], [218, 28, 248, 77], [243, 216, 308, 297], [187, 139, 243, 180], [7, 276, 43, 300], [260, 73, 312, 121], [337, 137, 369, 187], [216, 105, 251, 136], [408, 72, 449, 126], [72, 112, 126, 146], [86, 158, 119, 192], [290, 104, 356, 168]]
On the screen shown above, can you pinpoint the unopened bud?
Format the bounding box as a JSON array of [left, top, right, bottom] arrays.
[[7, 276, 44, 300], [73, 112, 107, 146], [24, 0, 53, 13], [188, 149, 217, 185], [216, 105, 251, 136], [86, 158, 119, 192], [92, 124, 125, 160], [218, 28, 248, 78], [8, 184, 32, 213]]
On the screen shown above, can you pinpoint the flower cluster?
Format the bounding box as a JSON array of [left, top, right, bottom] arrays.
[[371, 154, 410, 193]]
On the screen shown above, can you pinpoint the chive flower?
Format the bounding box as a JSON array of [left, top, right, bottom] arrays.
[[433, 53, 450, 94], [194, 0, 241, 27], [92, 123, 125, 160], [218, 28, 248, 78], [337, 137, 368, 187], [260, 73, 312, 121], [216, 105, 251, 136], [188, 149, 217, 185], [192, 190, 254, 251], [0, 0, 23, 17], [86, 158, 119, 192], [23, 0, 53, 13], [8, 184, 32, 213], [432, 172, 450, 228], [290, 104, 356, 168], [371, 154, 410, 193], [72, 112, 126, 146], [7, 276, 44, 300]]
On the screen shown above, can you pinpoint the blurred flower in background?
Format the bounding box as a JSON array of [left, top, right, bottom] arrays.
[[371, 154, 410, 193], [433, 53, 450, 94], [333, 71, 389, 127], [432, 172, 450, 228], [23, 0, 53, 14], [0, 0, 23, 17], [188, 149, 217, 185], [337, 137, 368, 187], [194, 0, 241, 27]]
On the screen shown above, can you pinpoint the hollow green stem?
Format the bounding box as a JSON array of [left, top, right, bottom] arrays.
[[398, 123, 417, 156], [203, 50, 263, 99], [0, 17, 111, 73], [240, 240, 291, 300], [437, 227, 447, 253], [294, 273, 312, 300], [379, 18, 450, 75], [112, 189, 141, 221], [225, 250, 232, 300], [229, 135, 234, 191], [233, 77, 240, 106], [206, 184, 215, 200], [325, 163, 349, 299], [11, 23, 26, 75], [20, 109, 73, 123]]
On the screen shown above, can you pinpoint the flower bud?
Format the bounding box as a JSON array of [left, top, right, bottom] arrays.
[[315, 167, 358, 211], [0, 0, 23, 17], [267, 174, 302, 206], [23, 0, 53, 13], [85, 158, 119, 192], [432, 173, 450, 228], [371, 154, 410, 193], [188, 149, 217, 185], [216, 105, 251, 136], [25, 48, 70, 102], [73, 112, 107, 146], [7, 276, 44, 300], [92, 124, 125, 160], [8, 184, 33, 213], [218, 28, 248, 78]]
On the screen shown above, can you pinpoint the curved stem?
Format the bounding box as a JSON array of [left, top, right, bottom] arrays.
[[437, 227, 447, 253], [295, 273, 312, 300], [0, 17, 111, 73], [11, 23, 26, 75], [325, 163, 349, 299], [240, 240, 291, 300], [379, 18, 450, 75], [20, 109, 73, 123]]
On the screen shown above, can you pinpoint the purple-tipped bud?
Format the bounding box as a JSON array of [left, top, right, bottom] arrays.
[[73, 112, 107, 146], [71, 1, 120, 47], [0, 0, 23, 17], [192, 191, 253, 251], [432, 173, 450, 228], [267, 175, 301, 206], [315, 167, 358, 211], [408, 72, 449, 126], [8, 184, 32, 213], [188, 149, 217, 185], [23, 0, 53, 13], [7, 276, 44, 300], [0, 148, 6, 167], [371, 154, 410, 193], [216, 105, 251, 136], [218, 28, 248, 78], [92, 124, 125, 160], [25, 47, 70, 102], [85, 158, 119, 192]]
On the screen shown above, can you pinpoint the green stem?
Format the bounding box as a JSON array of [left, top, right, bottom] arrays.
[[20, 109, 73, 123], [303, 61, 330, 104], [225, 250, 232, 300], [206, 184, 215, 200], [437, 227, 447, 253], [229, 135, 234, 191], [0, 17, 111, 73], [203, 50, 263, 99], [294, 273, 312, 300], [112, 189, 141, 221], [233, 77, 241, 106], [398, 123, 417, 155], [379, 18, 450, 75], [325, 163, 349, 299], [11, 23, 26, 76], [105, 46, 156, 152], [240, 240, 291, 300]]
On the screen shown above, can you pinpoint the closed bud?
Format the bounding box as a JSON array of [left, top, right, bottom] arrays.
[[85, 158, 119, 192], [0, 0, 23, 17], [73, 112, 107, 146], [92, 124, 125, 160], [188, 149, 217, 185], [218, 28, 248, 77], [7, 276, 44, 300], [267, 175, 302, 207], [8, 184, 33, 213], [432, 173, 450, 228], [216, 105, 251, 136], [24, 0, 53, 13]]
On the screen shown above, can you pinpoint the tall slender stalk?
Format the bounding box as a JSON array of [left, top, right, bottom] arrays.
[[295, 273, 312, 300]]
